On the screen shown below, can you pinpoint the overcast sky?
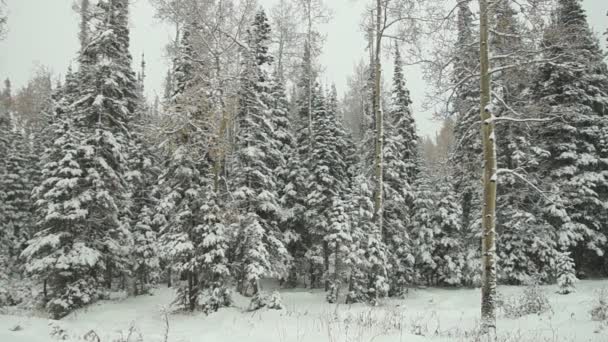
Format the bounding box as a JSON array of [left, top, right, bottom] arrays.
[[0, 0, 606, 137]]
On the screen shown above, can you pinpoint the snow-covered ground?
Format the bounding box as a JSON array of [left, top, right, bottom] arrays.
[[1, 280, 607, 342]]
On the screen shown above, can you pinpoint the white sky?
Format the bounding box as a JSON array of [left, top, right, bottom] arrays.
[[0, 0, 606, 137]]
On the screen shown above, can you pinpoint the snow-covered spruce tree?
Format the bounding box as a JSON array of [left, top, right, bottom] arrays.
[[160, 158, 231, 312], [158, 145, 208, 311], [347, 174, 389, 304], [487, 0, 560, 285], [22, 0, 138, 317], [0, 121, 35, 266], [554, 249, 577, 294], [531, 0, 608, 277], [0, 96, 13, 272], [270, 74, 303, 287], [282, 44, 319, 289], [126, 55, 161, 296], [408, 169, 438, 286], [156, 21, 231, 312], [451, 0, 481, 241], [231, 10, 290, 300], [383, 46, 417, 295], [305, 83, 351, 294], [130, 205, 159, 295], [325, 196, 351, 303], [432, 176, 466, 286], [21, 117, 101, 319], [197, 188, 231, 313], [72, 0, 139, 290]]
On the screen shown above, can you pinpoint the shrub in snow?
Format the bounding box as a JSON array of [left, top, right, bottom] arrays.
[[555, 250, 577, 295], [502, 281, 551, 318], [48, 321, 68, 340], [267, 291, 284, 310], [47, 277, 98, 319], [248, 292, 267, 311], [200, 287, 232, 314], [0, 279, 36, 309], [590, 289, 608, 322], [246, 290, 284, 311], [326, 284, 338, 304], [345, 273, 368, 304]]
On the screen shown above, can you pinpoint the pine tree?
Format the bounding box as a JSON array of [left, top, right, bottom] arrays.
[[305, 84, 351, 292], [22, 0, 139, 317], [347, 175, 389, 304], [131, 205, 159, 295], [432, 177, 466, 286], [73, 0, 138, 289], [0, 85, 13, 271], [158, 146, 209, 311], [491, 0, 559, 285], [325, 196, 351, 303], [531, 0, 608, 275], [555, 249, 577, 294], [156, 20, 230, 311], [197, 188, 231, 313], [409, 170, 438, 285], [22, 118, 100, 319], [126, 51, 161, 295], [383, 46, 418, 294], [0, 123, 35, 263], [270, 74, 303, 287], [451, 0, 481, 237], [231, 10, 289, 299]]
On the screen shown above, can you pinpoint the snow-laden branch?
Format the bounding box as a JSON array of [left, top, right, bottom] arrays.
[[496, 168, 550, 201], [485, 116, 552, 124]]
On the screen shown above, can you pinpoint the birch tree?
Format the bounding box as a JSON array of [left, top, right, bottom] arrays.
[[478, 0, 497, 334]]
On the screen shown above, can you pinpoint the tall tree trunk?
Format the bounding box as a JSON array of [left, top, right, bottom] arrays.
[[106, 259, 113, 289], [214, 56, 227, 193], [478, 0, 497, 335], [373, 0, 384, 233], [307, 1, 313, 156], [323, 240, 330, 291]]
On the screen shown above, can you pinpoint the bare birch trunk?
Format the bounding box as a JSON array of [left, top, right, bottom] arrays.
[[373, 0, 384, 233], [478, 0, 497, 335], [306, 0, 313, 156]]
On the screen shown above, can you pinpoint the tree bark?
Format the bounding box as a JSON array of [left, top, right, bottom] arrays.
[[323, 240, 330, 291], [373, 0, 384, 233], [307, 0, 313, 156], [478, 0, 497, 336]]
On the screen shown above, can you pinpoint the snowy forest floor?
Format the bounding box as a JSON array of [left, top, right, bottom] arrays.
[[1, 280, 608, 342]]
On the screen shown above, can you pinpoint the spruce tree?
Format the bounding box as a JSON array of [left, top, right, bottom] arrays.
[[231, 10, 289, 299], [126, 51, 161, 295], [408, 170, 438, 285], [73, 0, 138, 289], [432, 177, 466, 286], [451, 0, 481, 237], [383, 46, 417, 294], [23, 0, 139, 317], [531, 0, 608, 277], [305, 84, 351, 293], [157, 21, 230, 311], [158, 146, 209, 311], [22, 118, 100, 319], [325, 196, 351, 303], [270, 75, 303, 287], [0, 124, 35, 263], [489, 0, 559, 285]]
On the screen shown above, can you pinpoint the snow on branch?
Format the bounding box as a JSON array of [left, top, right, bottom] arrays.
[[496, 168, 550, 201]]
